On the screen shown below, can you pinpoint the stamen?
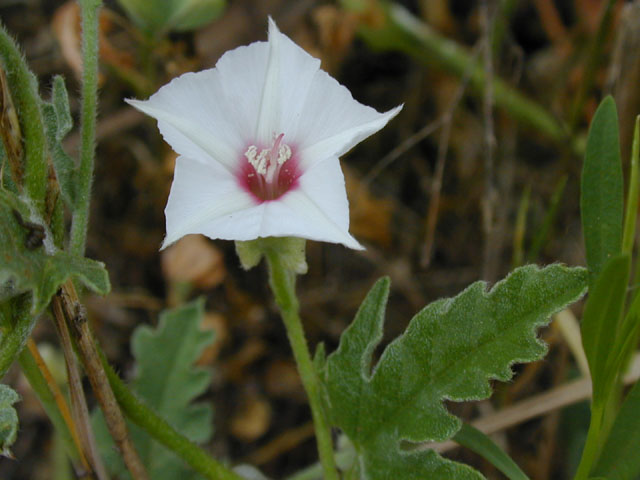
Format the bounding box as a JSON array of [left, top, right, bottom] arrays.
[[243, 133, 291, 182]]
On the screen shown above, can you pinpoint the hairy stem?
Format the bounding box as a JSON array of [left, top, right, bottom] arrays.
[[0, 25, 48, 210], [265, 251, 339, 480], [70, 0, 101, 256]]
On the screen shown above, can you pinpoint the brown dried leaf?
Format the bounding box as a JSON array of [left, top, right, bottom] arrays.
[[197, 312, 228, 365], [264, 359, 303, 399], [161, 234, 226, 289], [230, 394, 272, 442]]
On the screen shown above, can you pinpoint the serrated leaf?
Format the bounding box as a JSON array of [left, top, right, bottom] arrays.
[[0, 189, 110, 313], [42, 75, 76, 208], [322, 265, 587, 479], [93, 299, 215, 479], [580, 254, 630, 407], [592, 380, 640, 479], [0, 384, 19, 458], [581, 96, 623, 285]]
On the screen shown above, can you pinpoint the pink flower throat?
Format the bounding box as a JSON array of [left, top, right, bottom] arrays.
[[239, 133, 300, 202]]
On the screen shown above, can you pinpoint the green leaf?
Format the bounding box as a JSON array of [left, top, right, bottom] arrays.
[[592, 380, 640, 479], [0, 384, 19, 458], [0, 24, 48, 211], [42, 76, 76, 209], [0, 189, 110, 313], [453, 423, 529, 480], [322, 265, 587, 479], [94, 299, 215, 479], [580, 254, 630, 406], [581, 96, 624, 285], [117, 0, 225, 36]]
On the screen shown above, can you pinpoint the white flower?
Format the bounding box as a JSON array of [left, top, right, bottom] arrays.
[[127, 18, 402, 250]]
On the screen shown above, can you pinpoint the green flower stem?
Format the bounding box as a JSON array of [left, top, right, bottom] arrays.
[[352, 3, 574, 151], [265, 251, 340, 480], [70, 0, 101, 257], [98, 349, 243, 480], [0, 24, 48, 210], [574, 404, 604, 480]]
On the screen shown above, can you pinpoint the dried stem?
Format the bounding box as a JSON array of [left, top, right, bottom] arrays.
[[55, 281, 149, 480], [51, 291, 109, 480], [26, 339, 94, 478], [480, 0, 499, 283]]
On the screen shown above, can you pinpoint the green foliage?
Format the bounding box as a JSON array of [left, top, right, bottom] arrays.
[[0, 189, 110, 313], [117, 0, 225, 36], [42, 75, 76, 209], [452, 424, 529, 480], [94, 299, 215, 479], [0, 384, 19, 458], [0, 24, 48, 211], [592, 380, 640, 479], [580, 254, 630, 407], [321, 265, 587, 479], [581, 96, 623, 285]]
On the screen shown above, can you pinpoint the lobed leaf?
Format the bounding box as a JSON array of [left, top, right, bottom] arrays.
[[93, 299, 215, 479], [0, 384, 19, 458], [581, 96, 623, 285], [0, 189, 110, 313], [321, 265, 587, 479]]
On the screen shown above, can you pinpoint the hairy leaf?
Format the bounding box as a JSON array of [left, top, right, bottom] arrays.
[[592, 380, 640, 479], [94, 299, 215, 479], [0, 384, 19, 458], [581, 96, 623, 285], [322, 265, 587, 479], [42, 75, 76, 209], [0, 189, 109, 313]]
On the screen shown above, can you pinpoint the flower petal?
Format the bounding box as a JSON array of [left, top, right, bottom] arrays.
[[257, 157, 363, 250], [255, 18, 321, 144], [162, 156, 261, 248], [292, 70, 403, 169]]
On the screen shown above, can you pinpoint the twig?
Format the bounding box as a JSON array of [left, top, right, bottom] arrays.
[[362, 117, 444, 186], [245, 421, 315, 466], [51, 291, 109, 480], [26, 338, 94, 478], [56, 281, 150, 480], [480, 0, 499, 282], [420, 46, 481, 268]]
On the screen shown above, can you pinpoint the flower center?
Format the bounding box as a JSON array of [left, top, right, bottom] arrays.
[[240, 133, 299, 202]]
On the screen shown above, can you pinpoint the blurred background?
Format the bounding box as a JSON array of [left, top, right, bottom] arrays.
[[0, 0, 635, 478]]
